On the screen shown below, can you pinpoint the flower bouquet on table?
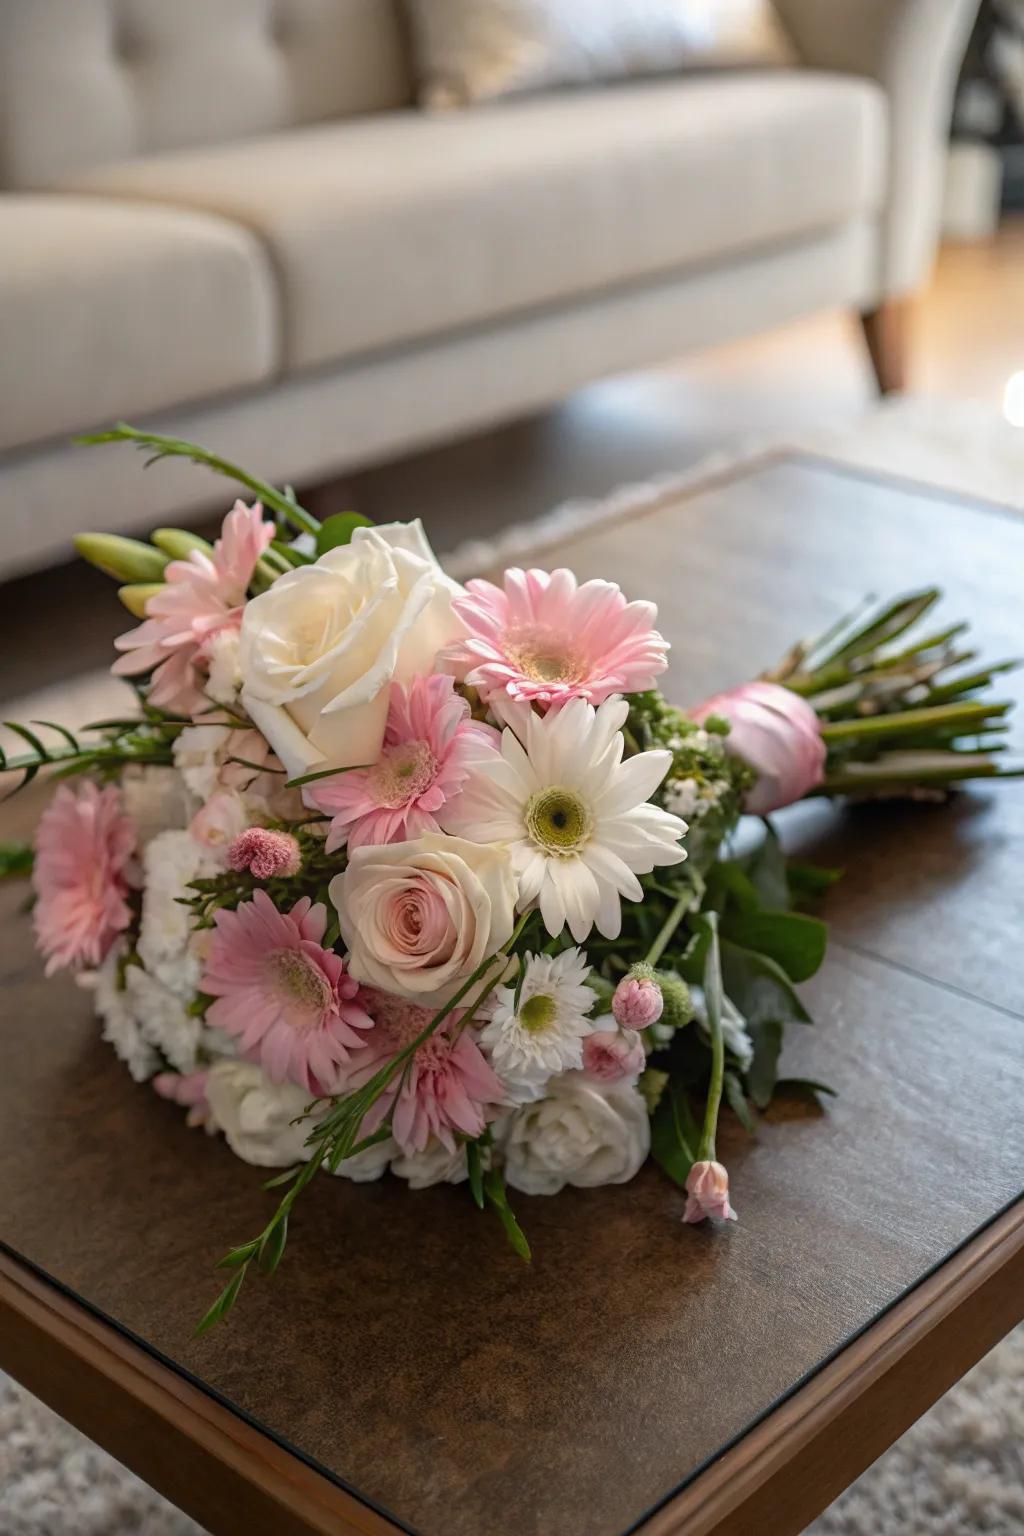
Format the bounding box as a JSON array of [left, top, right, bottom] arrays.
[[3, 426, 1020, 1332]]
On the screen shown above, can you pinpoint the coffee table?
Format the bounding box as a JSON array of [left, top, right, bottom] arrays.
[[2, 450, 1022, 1536]]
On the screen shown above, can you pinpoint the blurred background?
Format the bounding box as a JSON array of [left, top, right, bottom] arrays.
[[2, 0, 1022, 715], [1, 5, 1023, 1533]]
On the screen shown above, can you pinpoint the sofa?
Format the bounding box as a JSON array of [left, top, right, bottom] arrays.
[[0, 0, 978, 578]]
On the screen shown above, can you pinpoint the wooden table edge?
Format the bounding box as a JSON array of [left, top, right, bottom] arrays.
[[0, 1247, 407, 1536], [634, 1196, 1024, 1536]]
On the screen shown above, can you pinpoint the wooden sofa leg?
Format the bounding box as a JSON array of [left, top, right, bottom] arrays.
[[859, 301, 909, 394]]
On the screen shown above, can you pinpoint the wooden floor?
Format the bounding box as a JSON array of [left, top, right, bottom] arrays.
[[3, 220, 1023, 703]]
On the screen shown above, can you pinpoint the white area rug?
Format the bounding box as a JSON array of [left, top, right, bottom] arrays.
[[3, 394, 1023, 1532]]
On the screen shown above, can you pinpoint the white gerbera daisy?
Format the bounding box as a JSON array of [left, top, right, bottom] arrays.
[[441, 696, 687, 941], [480, 948, 595, 1100]]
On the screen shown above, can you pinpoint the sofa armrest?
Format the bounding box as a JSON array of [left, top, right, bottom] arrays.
[[772, 0, 980, 297]]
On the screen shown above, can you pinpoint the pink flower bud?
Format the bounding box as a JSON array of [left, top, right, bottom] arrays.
[[189, 790, 248, 854], [612, 974, 664, 1030], [227, 827, 302, 880], [153, 1070, 211, 1129], [582, 1027, 646, 1084], [691, 681, 825, 814], [683, 1159, 737, 1224]]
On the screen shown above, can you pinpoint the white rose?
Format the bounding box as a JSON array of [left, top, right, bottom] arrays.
[[238, 520, 462, 779], [391, 1137, 470, 1189], [205, 1062, 313, 1167], [205, 1061, 395, 1178], [330, 833, 516, 1007], [501, 1075, 650, 1195]]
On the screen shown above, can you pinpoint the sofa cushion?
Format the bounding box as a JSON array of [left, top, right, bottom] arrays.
[[63, 73, 886, 374], [0, 195, 278, 454], [0, 0, 411, 189]]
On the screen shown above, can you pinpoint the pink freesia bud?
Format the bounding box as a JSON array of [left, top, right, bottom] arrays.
[[582, 1028, 646, 1084], [153, 1070, 211, 1129], [691, 680, 825, 814], [227, 827, 302, 880], [612, 974, 664, 1030], [683, 1159, 737, 1224]]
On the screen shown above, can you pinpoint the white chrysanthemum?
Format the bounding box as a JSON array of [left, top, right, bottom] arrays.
[[124, 965, 204, 1074], [479, 948, 595, 1101], [137, 830, 219, 999], [173, 722, 233, 801], [440, 696, 686, 941], [205, 628, 243, 706], [84, 946, 159, 1083]]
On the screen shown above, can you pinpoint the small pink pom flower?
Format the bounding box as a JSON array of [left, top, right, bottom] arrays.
[[582, 1028, 646, 1085], [32, 783, 136, 975], [201, 889, 373, 1094], [113, 501, 274, 714], [612, 974, 664, 1030], [691, 681, 825, 814], [307, 674, 498, 853], [439, 567, 668, 711], [683, 1159, 737, 1224], [228, 827, 302, 880], [348, 989, 504, 1155]]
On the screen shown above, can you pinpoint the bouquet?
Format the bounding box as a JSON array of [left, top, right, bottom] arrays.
[[3, 426, 1018, 1333]]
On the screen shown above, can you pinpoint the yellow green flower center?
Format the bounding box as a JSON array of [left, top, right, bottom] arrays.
[[266, 948, 331, 1030], [506, 628, 584, 685], [519, 993, 558, 1034], [525, 786, 592, 855]]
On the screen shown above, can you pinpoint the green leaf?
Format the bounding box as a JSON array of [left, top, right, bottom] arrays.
[[194, 1266, 247, 1336], [747, 1017, 784, 1109], [215, 1240, 260, 1270], [650, 1082, 698, 1186], [483, 1167, 531, 1262], [315, 511, 373, 555], [466, 1140, 485, 1210], [262, 1165, 303, 1190], [0, 840, 33, 879], [284, 762, 370, 789], [720, 940, 811, 1028], [820, 588, 940, 666], [745, 821, 790, 910], [774, 1076, 837, 1102], [724, 1070, 758, 1133], [258, 1215, 289, 1275], [786, 861, 843, 907], [719, 910, 827, 983]]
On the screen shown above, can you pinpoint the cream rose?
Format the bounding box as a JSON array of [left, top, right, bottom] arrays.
[[204, 1061, 395, 1179], [501, 1075, 650, 1195], [330, 833, 516, 1007], [238, 520, 462, 779]]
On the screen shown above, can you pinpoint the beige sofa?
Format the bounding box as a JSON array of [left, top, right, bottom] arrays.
[[0, 0, 977, 578]]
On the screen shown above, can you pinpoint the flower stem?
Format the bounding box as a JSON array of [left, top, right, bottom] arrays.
[[698, 913, 725, 1162], [645, 892, 690, 969], [76, 423, 321, 538]]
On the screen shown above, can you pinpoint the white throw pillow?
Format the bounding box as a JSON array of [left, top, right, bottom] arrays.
[[404, 0, 794, 108]]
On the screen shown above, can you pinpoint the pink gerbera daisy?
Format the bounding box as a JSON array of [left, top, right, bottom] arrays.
[[307, 674, 498, 853], [32, 782, 136, 975], [202, 890, 373, 1095], [439, 567, 669, 711], [349, 989, 504, 1155], [113, 500, 274, 714]]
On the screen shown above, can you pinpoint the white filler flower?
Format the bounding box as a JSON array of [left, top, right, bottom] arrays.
[[441, 696, 686, 941], [480, 948, 595, 1101]]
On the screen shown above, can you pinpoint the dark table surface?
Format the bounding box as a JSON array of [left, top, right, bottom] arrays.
[[2, 454, 1022, 1536]]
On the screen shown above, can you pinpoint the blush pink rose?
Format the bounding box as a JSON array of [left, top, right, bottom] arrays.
[[692, 681, 825, 814]]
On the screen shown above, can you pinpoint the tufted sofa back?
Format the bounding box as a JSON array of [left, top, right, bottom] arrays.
[[0, 0, 411, 188]]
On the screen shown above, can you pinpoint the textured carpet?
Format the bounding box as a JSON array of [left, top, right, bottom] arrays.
[[3, 397, 1022, 1531], [2, 1327, 1022, 1535]]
